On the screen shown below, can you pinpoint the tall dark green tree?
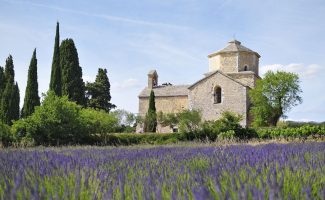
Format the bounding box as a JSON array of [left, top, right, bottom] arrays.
[[85, 68, 116, 112], [12, 83, 20, 121], [0, 67, 4, 102], [60, 38, 86, 105], [1, 55, 20, 125], [0, 66, 5, 118], [144, 90, 157, 132], [49, 22, 62, 96], [22, 49, 40, 118]]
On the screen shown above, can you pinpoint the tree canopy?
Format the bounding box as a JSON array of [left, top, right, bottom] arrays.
[[60, 39, 86, 105], [85, 68, 115, 112], [0, 55, 20, 125], [49, 22, 62, 96], [249, 71, 302, 127], [22, 49, 40, 118]]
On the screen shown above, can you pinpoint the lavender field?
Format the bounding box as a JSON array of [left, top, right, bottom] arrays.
[[0, 142, 324, 200]]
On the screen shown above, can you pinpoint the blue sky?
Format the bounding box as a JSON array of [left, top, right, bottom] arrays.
[[0, 0, 324, 122]]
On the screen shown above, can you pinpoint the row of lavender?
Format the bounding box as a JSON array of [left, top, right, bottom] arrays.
[[0, 142, 324, 199]]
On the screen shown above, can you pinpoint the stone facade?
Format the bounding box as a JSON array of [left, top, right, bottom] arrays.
[[188, 71, 249, 127], [137, 40, 260, 133]]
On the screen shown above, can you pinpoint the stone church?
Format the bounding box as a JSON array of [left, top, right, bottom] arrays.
[[137, 40, 260, 133]]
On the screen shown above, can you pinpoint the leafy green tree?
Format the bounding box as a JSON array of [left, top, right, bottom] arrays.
[[22, 49, 40, 118], [249, 71, 302, 127], [60, 38, 86, 105], [1, 55, 20, 125], [85, 68, 115, 112], [144, 90, 157, 132], [178, 110, 202, 133], [111, 109, 136, 127], [49, 22, 62, 96]]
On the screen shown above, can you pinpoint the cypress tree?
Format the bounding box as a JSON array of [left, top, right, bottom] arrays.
[[144, 90, 157, 132], [22, 49, 40, 118], [1, 55, 19, 125], [85, 68, 116, 112], [0, 67, 4, 102], [4, 55, 14, 85], [49, 22, 62, 96], [60, 38, 86, 105], [0, 67, 4, 118], [12, 82, 20, 121]]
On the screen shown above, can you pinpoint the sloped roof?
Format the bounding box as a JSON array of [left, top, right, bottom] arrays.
[[208, 40, 260, 58], [139, 85, 189, 98], [188, 70, 249, 90]]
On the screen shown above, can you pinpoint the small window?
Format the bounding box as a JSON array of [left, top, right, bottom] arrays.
[[214, 86, 222, 104], [244, 65, 248, 71]]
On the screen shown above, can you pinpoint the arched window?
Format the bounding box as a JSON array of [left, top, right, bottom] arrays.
[[244, 65, 248, 71], [214, 86, 222, 104]]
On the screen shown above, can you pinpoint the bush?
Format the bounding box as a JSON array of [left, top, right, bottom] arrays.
[[256, 125, 325, 139], [178, 110, 202, 133], [97, 132, 182, 146], [80, 108, 118, 143], [218, 130, 236, 140], [183, 112, 256, 141], [12, 91, 119, 146], [12, 92, 83, 145], [0, 122, 13, 146]]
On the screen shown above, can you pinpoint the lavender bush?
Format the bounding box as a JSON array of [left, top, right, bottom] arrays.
[[0, 142, 324, 199]]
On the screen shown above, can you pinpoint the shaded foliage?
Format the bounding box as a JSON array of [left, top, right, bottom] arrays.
[[0, 55, 20, 125], [22, 49, 40, 118], [85, 68, 115, 112], [49, 22, 62, 96], [144, 90, 157, 132], [60, 39, 86, 105]]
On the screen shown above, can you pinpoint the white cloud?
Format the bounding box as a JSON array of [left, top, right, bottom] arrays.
[[260, 63, 324, 79]]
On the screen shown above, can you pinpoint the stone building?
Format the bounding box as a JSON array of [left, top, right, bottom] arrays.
[[137, 40, 260, 133]]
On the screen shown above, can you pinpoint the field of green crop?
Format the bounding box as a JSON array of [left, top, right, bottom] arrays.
[[0, 142, 324, 200]]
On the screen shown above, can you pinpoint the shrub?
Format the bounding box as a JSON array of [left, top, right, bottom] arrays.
[[80, 108, 118, 143], [218, 130, 236, 140], [0, 122, 13, 146], [12, 91, 83, 145], [178, 110, 202, 133], [12, 91, 119, 146], [185, 111, 255, 141], [256, 125, 325, 139], [98, 132, 182, 146]]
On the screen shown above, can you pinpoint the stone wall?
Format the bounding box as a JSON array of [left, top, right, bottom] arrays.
[[209, 53, 239, 73], [219, 53, 238, 73], [137, 96, 188, 133], [238, 52, 259, 75], [138, 96, 189, 117], [189, 72, 248, 126], [208, 55, 221, 71], [227, 72, 257, 88]]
